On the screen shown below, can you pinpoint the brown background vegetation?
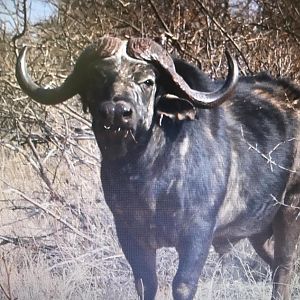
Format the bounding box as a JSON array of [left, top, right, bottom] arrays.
[[0, 0, 300, 299]]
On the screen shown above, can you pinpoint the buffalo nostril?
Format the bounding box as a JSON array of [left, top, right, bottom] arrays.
[[115, 102, 134, 123], [99, 102, 115, 124], [122, 108, 133, 118]]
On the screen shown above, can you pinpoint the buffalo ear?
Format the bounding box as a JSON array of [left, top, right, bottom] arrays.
[[156, 94, 197, 121]]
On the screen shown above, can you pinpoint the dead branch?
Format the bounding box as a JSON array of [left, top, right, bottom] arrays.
[[47, 248, 124, 272], [59, 104, 92, 128], [6, 188, 96, 245], [241, 126, 297, 173], [16, 121, 64, 203], [0, 255, 13, 300], [271, 194, 300, 219], [12, 0, 27, 55], [147, 0, 170, 33], [0, 230, 62, 247], [196, 0, 250, 75]]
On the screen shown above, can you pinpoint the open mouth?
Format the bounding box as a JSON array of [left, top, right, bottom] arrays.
[[94, 124, 138, 160], [101, 125, 137, 142]]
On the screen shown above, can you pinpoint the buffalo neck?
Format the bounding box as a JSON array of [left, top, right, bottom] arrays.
[[100, 107, 224, 178]]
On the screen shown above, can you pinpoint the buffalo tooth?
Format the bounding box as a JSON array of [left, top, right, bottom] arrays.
[[104, 125, 111, 130], [159, 114, 164, 126]]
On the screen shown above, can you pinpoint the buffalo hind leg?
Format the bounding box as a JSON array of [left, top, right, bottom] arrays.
[[272, 198, 300, 300], [115, 222, 157, 300], [213, 237, 242, 257], [249, 226, 274, 267]]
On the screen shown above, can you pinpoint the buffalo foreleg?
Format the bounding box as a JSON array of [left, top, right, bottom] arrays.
[[115, 221, 158, 300], [271, 194, 300, 300], [173, 225, 214, 300]]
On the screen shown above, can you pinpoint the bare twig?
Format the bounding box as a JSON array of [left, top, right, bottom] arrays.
[[6, 188, 96, 245], [109, 15, 142, 34], [0, 282, 10, 300], [196, 0, 250, 75], [59, 104, 92, 128], [0, 231, 60, 246], [0, 255, 12, 300], [241, 126, 297, 173], [147, 0, 170, 33], [16, 121, 64, 203], [271, 194, 300, 219], [47, 248, 124, 271], [12, 0, 27, 55]]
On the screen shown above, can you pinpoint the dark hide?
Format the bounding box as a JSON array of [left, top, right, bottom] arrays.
[[82, 58, 300, 300]]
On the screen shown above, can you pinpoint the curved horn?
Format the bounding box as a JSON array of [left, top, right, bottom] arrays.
[[16, 46, 79, 105], [74, 37, 123, 70], [16, 37, 123, 105], [127, 38, 239, 108]]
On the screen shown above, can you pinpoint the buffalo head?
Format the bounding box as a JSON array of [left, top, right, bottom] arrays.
[[16, 37, 238, 159]]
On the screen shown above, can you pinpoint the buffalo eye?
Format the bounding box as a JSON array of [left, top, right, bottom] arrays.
[[142, 79, 154, 87]]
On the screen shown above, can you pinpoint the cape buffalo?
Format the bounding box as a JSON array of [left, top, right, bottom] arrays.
[[16, 37, 300, 300]]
